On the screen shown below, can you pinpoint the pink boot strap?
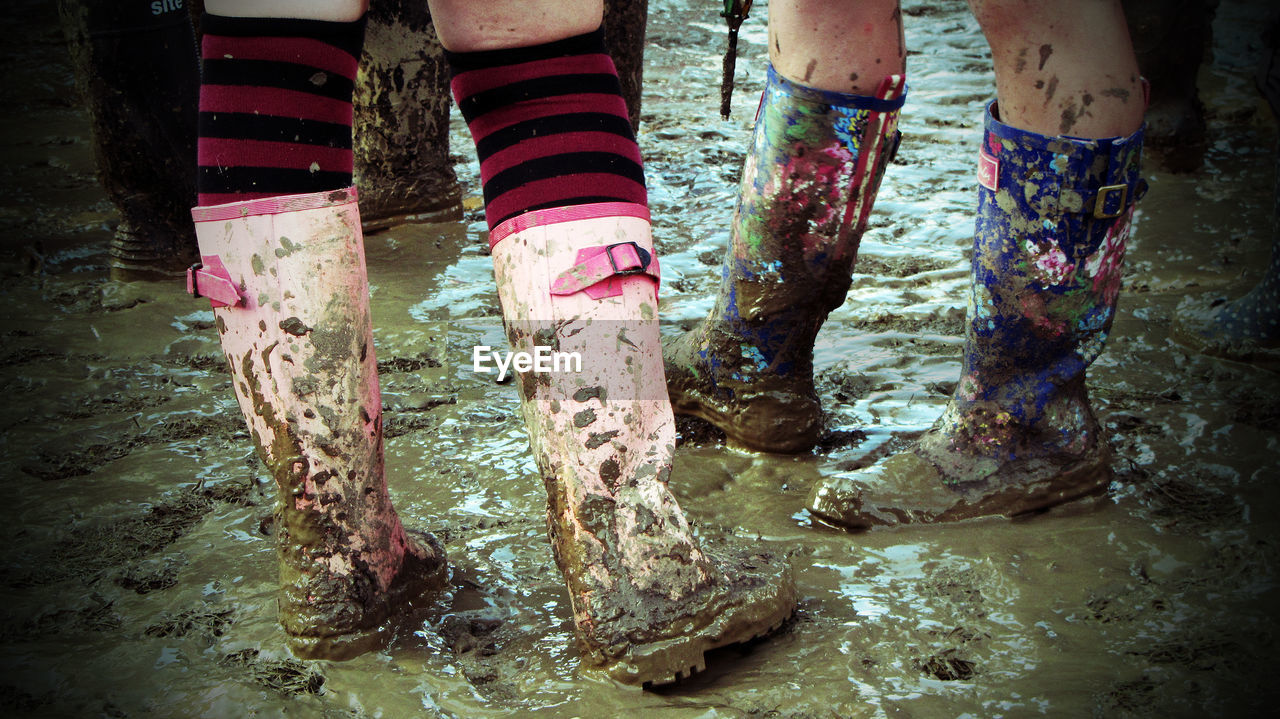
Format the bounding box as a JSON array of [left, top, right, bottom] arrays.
[[187, 255, 243, 308], [550, 241, 661, 300]]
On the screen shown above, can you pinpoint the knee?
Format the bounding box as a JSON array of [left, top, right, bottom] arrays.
[[430, 1, 604, 53], [967, 0, 1039, 46], [204, 0, 369, 22]]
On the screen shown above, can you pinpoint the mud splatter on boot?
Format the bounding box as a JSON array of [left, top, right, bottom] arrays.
[[664, 65, 904, 453], [191, 189, 448, 659], [491, 205, 796, 686], [809, 103, 1146, 529]]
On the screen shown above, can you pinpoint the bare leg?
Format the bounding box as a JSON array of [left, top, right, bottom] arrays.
[[969, 0, 1144, 137], [205, 0, 368, 21], [768, 0, 905, 92], [427, 0, 602, 51]]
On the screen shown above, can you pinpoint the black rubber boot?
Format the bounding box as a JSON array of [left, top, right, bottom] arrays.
[[1171, 20, 1280, 368], [1122, 0, 1216, 173], [353, 0, 462, 232], [58, 0, 199, 279]]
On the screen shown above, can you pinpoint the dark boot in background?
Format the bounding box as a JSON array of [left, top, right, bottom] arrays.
[[354, 0, 462, 232], [1171, 17, 1280, 368], [1123, 0, 1217, 173], [604, 0, 647, 131], [58, 0, 199, 280]]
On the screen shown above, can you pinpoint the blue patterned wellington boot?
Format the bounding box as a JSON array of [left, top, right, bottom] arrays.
[[663, 64, 905, 452], [809, 103, 1146, 529]]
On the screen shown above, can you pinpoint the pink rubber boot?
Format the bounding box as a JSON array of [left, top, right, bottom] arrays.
[[189, 188, 447, 659], [489, 202, 796, 687]]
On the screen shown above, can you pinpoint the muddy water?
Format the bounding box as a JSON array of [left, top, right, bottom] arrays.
[[2, 0, 1279, 716]]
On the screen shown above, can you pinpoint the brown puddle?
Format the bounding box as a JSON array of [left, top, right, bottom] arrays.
[[2, 0, 1278, 716]]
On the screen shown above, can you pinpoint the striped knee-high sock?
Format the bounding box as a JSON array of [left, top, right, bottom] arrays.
[[446, 27, 647, 232], [196, 14, 365, 206]]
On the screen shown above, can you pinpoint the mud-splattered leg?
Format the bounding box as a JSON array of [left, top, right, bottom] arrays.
[[808, 0, 1148, 529], [663, 0, 906, 453], [768, 0, 905, 96], [969, 0, 1145, 138]]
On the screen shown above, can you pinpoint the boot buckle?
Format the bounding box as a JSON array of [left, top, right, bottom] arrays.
[[603, 241, 653, 276], [187, 255, 244, 308], [550, 241, 661, 299], [1093, 184, 1128, 219]]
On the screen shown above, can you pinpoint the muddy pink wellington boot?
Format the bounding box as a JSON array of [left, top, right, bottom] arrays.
[[489, 205, 795, 685], [188, 12, 446, 659], [808, 103, 1146, 529], [188, 189, 447, 658], [447, 28, 795, 686], [663, 64, 906, 453]]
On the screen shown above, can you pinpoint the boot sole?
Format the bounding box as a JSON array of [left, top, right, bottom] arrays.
[[593, 547, 798, 688], [640, 610, 794, 688]]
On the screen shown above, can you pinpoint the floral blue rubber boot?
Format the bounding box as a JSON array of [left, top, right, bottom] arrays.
[[663, 64, 905, 452], [809, 103, 1146, 529]]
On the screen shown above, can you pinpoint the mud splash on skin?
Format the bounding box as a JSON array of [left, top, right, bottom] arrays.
[[1, 0, 1279, 716]]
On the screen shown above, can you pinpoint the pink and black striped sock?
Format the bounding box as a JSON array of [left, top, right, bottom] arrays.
[[446, 27, 647, 231], [196, 14, 364, 206]]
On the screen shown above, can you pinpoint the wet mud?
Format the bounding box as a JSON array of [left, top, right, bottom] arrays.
[[2, 0, 1279, 717]]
